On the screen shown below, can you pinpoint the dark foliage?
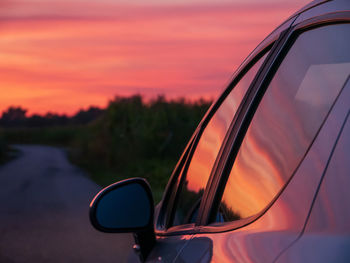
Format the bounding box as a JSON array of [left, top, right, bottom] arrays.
[[0, 95, 212, 202], [0, 132, 8, 164], [0, 106, 105, 128], [70, 95, 211, 201], [0, 106, 27, 127], [71, 107, 105, 125]]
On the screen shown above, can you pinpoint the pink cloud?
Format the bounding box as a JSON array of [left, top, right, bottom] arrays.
[[0, 0, 308, 115]]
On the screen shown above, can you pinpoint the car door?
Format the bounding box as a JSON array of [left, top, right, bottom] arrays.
[[142, 26, 281, 263], [276, 72, 350, 263], [174, 14, 350, 263]]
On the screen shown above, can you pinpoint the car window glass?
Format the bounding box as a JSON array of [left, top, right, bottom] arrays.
[[218, 24, 350, 222], [172, 51, 270, 226]]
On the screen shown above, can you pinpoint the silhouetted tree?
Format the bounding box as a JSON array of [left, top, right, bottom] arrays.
[[72, 107, 104, 125], [0, 105, 103, 128], [0, 106, 27, 127]]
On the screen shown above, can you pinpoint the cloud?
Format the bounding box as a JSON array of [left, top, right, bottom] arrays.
[[0, 0, 307, 115], [0, 1, 304, 21]]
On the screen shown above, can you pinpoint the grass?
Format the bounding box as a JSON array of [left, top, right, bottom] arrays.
[[0, 144, 20, 165]]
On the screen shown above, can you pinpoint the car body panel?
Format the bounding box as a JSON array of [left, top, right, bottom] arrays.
[[286, 0, 330, 22], [293, 0, 350, 25], [128, 234, 194, 263], [173, 76, 350, 263], [275, 79, 350, 263]]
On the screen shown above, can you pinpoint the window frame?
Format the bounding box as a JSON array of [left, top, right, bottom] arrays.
[[198, 12, 350, 234], [155, 18, 288, 235], [155, 46, 274, 235]]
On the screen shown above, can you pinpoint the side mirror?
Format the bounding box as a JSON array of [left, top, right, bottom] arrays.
[[90, 178, 156, 261]]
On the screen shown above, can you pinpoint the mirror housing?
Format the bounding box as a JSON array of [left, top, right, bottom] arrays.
[[89, 178, 156, 261]]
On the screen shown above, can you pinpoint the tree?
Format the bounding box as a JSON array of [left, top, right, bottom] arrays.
[[0, 106, 27, 126]]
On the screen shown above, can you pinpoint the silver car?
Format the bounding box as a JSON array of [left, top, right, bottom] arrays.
[[89, 0, 350, 262]]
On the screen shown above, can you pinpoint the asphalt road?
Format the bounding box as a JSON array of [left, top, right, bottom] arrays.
[[0, 145, 134, 263]]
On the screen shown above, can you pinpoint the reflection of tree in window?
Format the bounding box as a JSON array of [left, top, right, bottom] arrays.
[[173, 181, 204, 225], [219, 202, 241, 222]]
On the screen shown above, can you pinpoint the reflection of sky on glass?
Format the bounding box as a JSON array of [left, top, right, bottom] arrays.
[[221, 24, 350, 220], [173, 52, 268, 225], [295, 63, 350, 107], [198, 82, 350, 263], [186, 53, 268, 193]]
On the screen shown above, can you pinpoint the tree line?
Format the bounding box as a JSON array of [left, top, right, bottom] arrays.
[[0, 95, 212, 201], [0, 106, 105, 127]]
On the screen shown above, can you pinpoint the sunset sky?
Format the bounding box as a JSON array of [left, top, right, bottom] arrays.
[[0, 0, 308, 116]]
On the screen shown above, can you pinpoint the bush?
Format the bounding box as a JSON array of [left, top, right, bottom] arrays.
[[0, 95, 212, 202], [70, 95, 211, 202]]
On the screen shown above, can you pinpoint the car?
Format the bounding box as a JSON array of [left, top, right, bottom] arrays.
[[89, 0, 350, 262]]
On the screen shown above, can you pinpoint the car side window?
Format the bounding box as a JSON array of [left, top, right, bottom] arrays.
[[172, 50, 270, 226], [218, 24, 350, 222]]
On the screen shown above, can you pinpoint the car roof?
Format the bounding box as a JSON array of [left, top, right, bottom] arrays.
[[290, 0, 330, 18], [224, 0, 349, 110], [291, 0, 350, 24], [258, 0, 349, 53]]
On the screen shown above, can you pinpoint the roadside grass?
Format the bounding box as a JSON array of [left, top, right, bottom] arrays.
[[0, 133, 20, 165]]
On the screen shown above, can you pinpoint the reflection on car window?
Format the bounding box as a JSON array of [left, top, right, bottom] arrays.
[[219, 24, 350, 222], [172, 51, 270, 226]]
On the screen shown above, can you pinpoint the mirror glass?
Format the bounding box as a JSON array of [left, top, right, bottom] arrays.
[[95, 182, 152, 229]]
